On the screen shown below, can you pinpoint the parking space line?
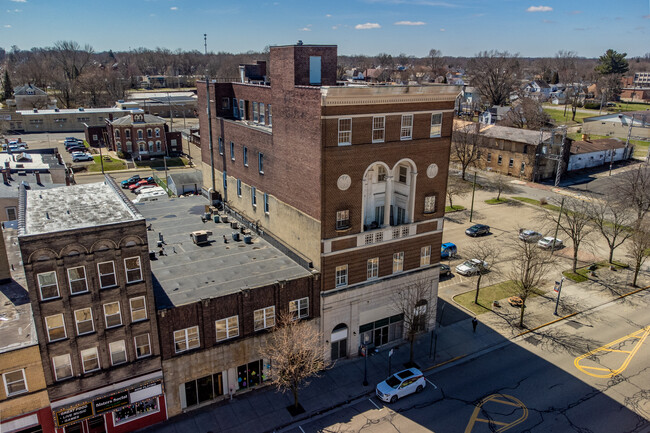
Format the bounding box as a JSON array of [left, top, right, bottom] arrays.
[[298, 426, 306, 433], [368, 398, 381, 409], [425, 378, 437, 389]]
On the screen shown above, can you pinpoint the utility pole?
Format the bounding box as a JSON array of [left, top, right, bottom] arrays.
[[469, 171, 477, 222], [552, 197, 564, 255]]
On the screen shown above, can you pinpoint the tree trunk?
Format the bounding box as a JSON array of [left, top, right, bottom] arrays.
[[572, 248, 579, 272], [409, 335, 415, 364], [632, 266, 640, 287], [292, 385, 299, 409], [474, 274, 482, 304], [461, 166, 466, 181], [608, 247, 614, 264], [496, 189, 501, 201], [448, 196, 453, 209], [518, 301, 526, 328]]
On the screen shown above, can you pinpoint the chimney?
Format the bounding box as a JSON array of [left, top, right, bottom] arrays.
[[2, 171, 7, 185], [35, 172, 41, 185]]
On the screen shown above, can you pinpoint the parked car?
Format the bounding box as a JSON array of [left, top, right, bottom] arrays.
[[519, 229, 543, 243], [375, 368, 426, 403], [440, 263, 451, 277], [465, 224, 490, 237], [129, 177, 156, 191], [72, 153, 94, 162], [440, 242, 457, 259], [67, 146, 87, 153], [538, 236, 563, 250], [134, 185, 162, 194], [121, 175, 142, 188], [455, 259, 489, 276]]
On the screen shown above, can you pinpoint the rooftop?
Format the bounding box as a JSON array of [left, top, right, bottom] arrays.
[[18, 107, 144, 116], [136, 195, 313, 309], [480, 124, 551, 145], [0, 172, 57, 199], [570, 138, 626, 154], [111, 113, 166, 126], [20, 178, 141, 236]]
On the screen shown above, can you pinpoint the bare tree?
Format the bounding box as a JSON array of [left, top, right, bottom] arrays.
[[626, 223, 650, 287], [446, 176, 471, 209], [428, 48, 443, 76], [501, 97, 551, 130], [554, 50, 578, 84], [542, 197, 594, 272], [50, 41, 94, 108], [468, 51, 520, 107], [588, 195, 634, 263], [613, 165, 650, 222], [390, 277, 436, 364], [258, 312, 324, 413], [489, 173, 516, 201], [507, 239, 557, 327], [464, 241, 499, 304], [451, 122, 484, 180]]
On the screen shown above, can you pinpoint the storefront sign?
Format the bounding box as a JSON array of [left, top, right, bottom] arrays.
[[130, 381, 163, 404], [93, 391, 129, 414], [55, 402, 94, 427]]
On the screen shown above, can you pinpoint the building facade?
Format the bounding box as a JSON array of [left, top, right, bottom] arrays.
[[15, 108, 143, 133], [17, 178, 166, 433], [197, 44, 459, 362], [105, 113, 182, 159]]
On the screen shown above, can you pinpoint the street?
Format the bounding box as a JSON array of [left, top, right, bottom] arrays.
[[282, 291, 650, 432]]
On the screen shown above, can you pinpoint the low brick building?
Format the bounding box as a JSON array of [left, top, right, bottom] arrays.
[[105, 113, 182, 159]]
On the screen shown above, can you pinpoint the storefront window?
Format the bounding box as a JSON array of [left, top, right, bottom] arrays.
[[183, 373, 223, 408], [237, 360, 266, 390], [113, 397, 159, 425], [359, 314, 404, 348]]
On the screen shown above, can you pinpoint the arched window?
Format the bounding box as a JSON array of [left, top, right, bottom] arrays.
[[115, 130, 120, 139], [125, 129, 130, 139], [362, 160, 416, 231], [137, 130, 143, 140]]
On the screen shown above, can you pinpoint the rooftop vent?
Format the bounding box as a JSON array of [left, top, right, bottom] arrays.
[[297, 40, 303, 46], [54, 108, 60, 112], [33, 109, 38, 113], [78, 107, 84, 111]]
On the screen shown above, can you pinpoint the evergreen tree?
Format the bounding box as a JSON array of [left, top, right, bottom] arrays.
[[550, 70, 559, 84], [2, 70, 12, 101], [595, 49, 629, 75]]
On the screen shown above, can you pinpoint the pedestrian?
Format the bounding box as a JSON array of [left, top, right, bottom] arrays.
[[472, 317, 478, 333]]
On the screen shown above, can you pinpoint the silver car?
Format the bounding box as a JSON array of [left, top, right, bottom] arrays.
[[455, 259, 488, 276], [538, 236, 563, 250]]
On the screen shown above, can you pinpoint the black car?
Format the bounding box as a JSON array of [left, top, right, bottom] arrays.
[[121, 175, 142, 188], [465, 224, 490, 237], [440, 263, 451, 277]]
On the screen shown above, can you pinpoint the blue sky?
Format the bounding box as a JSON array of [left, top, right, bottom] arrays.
[[1, 0, 649, 58]]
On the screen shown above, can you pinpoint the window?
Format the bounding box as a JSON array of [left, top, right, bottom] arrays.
[[268, 104, 272, 126], [139, 142, 145, 153], [430, 113, 443, 137], [125, 129, 131, 139], [253, 102, 259, 123], [223, 171, 227, 190], [233, 98, 239, 118], [215, 317, 239, 341], [174, 326, 200, 352], [116, 142, 122, 152], [289, 297, 309, 319], [367, 257, 379, 280], [155, 128, 160, 137], [509, 158, 514, 168], [103, 302, 122, 328], [309, 56, 322, 84], [130, 297, 147, 322], [147, 128, 152, 138], [258, 153, 264, 174], [243, 146, 248, 166], [221, 97, 230, 109], [424, 195, 436, 214], [137, 130, 143, 140], [336, 210, 350, 230], [67, 266, 88, 294], [109, 340, 127, 365], [521, 162, 526, 172], [98, 261, 117, 288], [251, 186, 257, 207], [497, 155, 503, 165], [254, 306, 275, 331], [124, 257, 142, 283], [38, 271, 60, 300], [156, 141, 161, 152], [393, 252, 404, 273], [148, 141, 154, 152], [3, 370, 27, 396], [399, 166, 408, 184], [74, 308, 94, 335], [377, 166, 387, 182], [45, 314, 67, 342], [421, 246, 431, 266], [80, 347, 100, 373], [335, 265, 348, 287], [259, 103, 265, 124], [237, 179, 242, 197], [264, 193, 269, 213], [239, 99, 245, 120], [372, 116, 385, 143], [218, 138, 224, 155], [338, 118, 352, 146], [126, 141, 132, 152], [52, 354, 73, 381], [115, 130, 120, 139], [401, 114, 413, 140], [230, 142, 235, 161], [487, 153, 492, 162], [134, 334, 151, 358]]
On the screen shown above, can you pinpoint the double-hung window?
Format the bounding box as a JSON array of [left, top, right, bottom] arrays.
[[367, 257, 379, 280], [38, 271, 59, 300], [3, 370, 27, 396], [134, 334, 152, 358], [98, 261, 117, 288], [233, 98, 239, 118], [67, 266, 88, 295], [421, 246, 431, 266], [336, 210, 350, 230], [264, 193, 269, 213], [259, 103, 265, 125], [243, 146, 248, 166], [338, 118, 352, 146], [104, 302, 122, 328], [258, 153, 264, 174], [74, 308, 94, 335], [130, 296, 147, 322], [335, 265, 348, 287], [230, 142, 235, 161], [109, 340, 127, 365], [393, 252, 404, 273], [80, 347, 100, 373], [253, 102, 259, 123], [52, 354, 73, 381], [174, 326, 200, 353], [430, 113, 442, 137], [215, 316, 239, 341], [237, 179, 242, 197], [289, 297, 309, 319], [239, 100, 245, 120], [218, 138, 224, 155], [45, 314, 67, 342], [251, 187, 257, 207], [254, 306, 275, 331], [401, 114, 413, 140], [372, 116, 385, 143], [124, 257, 142, 283]]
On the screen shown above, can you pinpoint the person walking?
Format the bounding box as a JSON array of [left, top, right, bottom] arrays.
[[472, 317, 478, 333]]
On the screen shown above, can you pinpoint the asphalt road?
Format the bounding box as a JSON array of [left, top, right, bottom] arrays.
[[282, 291, 650, 432]]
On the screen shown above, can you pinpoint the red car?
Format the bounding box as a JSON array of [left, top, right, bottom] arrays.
[[129, 178, 156, 191]]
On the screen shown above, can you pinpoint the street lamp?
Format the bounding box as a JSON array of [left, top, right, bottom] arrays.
[[361, 344, 369, 386], [430, 302, 446, 360], [553, 277, 565, 316]]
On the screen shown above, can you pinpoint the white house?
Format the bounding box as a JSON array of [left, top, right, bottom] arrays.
[[582, 111, 650, 140], [523, 80, 552, 101], [479, 106, 511, 125], [567, 137, 631, 171]]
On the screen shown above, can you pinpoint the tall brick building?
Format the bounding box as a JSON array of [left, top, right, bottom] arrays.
[[197, 44, 459, 361], [17, 177, 166, 433]]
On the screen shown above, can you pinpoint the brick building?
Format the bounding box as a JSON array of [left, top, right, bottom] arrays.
[[17, 178, 166, 433], [104, 113, 182, 159], [197, 44, 459, 362]]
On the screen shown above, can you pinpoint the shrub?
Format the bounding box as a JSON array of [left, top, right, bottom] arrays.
[[539, 197, 548, 205], [117, 151, 130, 160], [583, 102, 601, 110]]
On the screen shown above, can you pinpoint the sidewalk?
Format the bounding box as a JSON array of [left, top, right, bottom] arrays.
[[138, 268, 649, 433]]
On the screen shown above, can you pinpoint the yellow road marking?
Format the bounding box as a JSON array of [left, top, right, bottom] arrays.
[[464, 394, 528, 433], [574, 326, 650, 378]]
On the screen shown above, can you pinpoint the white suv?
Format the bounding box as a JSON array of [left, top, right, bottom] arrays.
[[376, 368, 426, 403]]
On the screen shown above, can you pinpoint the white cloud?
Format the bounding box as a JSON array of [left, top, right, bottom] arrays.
[[6, 8, 21, 12], [355, 22, 381, 29], [325, 14, 332, 18], [4, 24, 12, 28], [439, 28, 445, 31], [170, 6, 178, 10], [527, 5, 553, 12], [9, 0, 26, 2], [332, 25, 339, 30], [299, 27, 311, 31], [394, 20, 426, 26]]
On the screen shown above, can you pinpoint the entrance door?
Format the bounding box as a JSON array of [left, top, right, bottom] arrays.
[[87, 416, 106, 433], [374, 326, 389, 346], [330, 324, 348, 361]]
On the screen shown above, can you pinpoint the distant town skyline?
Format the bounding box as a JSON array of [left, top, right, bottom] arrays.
[[1, 0, 649, 58]]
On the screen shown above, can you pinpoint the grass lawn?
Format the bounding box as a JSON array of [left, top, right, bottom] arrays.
[[544, 108, 593, 125], [512, 196, 561, 212], [445, 205, 466, 212], [563, 261, 629, 283], [87, 156, 126, 172], [610, 102, 650, 112], [485, 198, 509, 205], [134, 157, 187, 168], [453, 280, 545, 316]]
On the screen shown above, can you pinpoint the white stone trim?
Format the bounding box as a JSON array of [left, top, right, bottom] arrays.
[[321, 109, 453, 120]]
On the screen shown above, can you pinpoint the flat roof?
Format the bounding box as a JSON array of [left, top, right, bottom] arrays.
[[136, 195, 313, 309], [21, 179, 141, 236], [17, 107, 144, 116], [570, 138, 626, 154], [0, 173, 58, 198], [480, 124, 551, 145]]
